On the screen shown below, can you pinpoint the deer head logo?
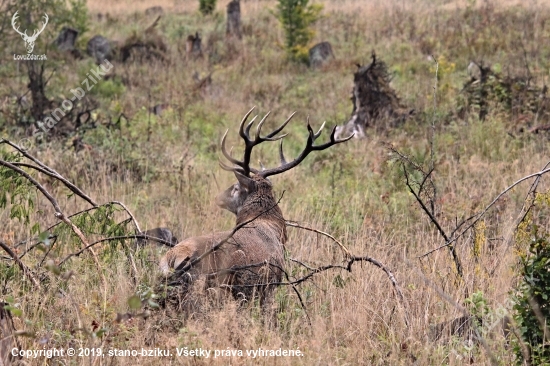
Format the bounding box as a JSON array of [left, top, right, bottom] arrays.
[[12, 11, 49, 54]]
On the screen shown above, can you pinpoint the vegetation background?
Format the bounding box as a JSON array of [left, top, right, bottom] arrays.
[[1, 0, 550, 364]]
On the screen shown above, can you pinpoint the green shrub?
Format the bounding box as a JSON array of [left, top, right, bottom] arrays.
[[199, 0, 217, 15], [275, 0, 323, 62], [513, 196, 550, 365]]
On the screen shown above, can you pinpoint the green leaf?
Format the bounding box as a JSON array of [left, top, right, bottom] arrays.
[[4, 306, 22, 317], [127, 295, 141, 310], [95, 328, 107, 338]]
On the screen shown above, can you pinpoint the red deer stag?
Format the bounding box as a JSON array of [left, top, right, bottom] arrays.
[[160, 108, 353, 307]]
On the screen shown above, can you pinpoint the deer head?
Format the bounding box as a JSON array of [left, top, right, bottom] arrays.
[[12, 11, 48, 54]]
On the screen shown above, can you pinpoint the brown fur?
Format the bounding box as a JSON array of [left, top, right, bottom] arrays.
[[160, 175, 286, 304]]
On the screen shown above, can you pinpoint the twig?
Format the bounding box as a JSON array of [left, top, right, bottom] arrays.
[[286, 220, 351, 257], [402, 164, 463, 278], [10, 161, 97, 208], [18, 202, 140, 256], [419, 167, 550, 258], [223, 255, 409, 327], [105, 201, 141, 233], [0, 241, 40, 288], [58, 234, 175, 266], [0, 159, 105, 286], [0, 139, 97, 207], [517, 161, 550, 225]]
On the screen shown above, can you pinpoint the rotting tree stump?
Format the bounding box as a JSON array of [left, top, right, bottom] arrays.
[[335, 52, 413, 139], [226, 0, 242, 40], [186, 32, 202, 59]]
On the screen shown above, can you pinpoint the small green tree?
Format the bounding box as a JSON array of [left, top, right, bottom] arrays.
[[513, 193, 550, 365], [199, 0, 217, 15], [275, 0, 323, 62]]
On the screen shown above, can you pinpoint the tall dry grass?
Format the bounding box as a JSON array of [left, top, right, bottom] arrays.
[[1, 0, 550, 364]]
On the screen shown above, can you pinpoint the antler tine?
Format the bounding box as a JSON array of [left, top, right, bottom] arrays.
[[254, 111, 271, 140], [220, 108, 297, 177], [218, 156, 259, 175], [243, 115, 258, 141], [219, 158, 238, 172], [238, 107, 256, 142], [258, 121, 353, 178], [254, 111, 289, 142], [314, 121, 326, 139], [220, 130, 241, 165], [264, 111, 296, 139], [279, 140, 287, 165], [328, 125, 355, 144]]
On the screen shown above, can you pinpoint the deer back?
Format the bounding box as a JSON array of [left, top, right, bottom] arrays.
[[160, 175, 286, 300]]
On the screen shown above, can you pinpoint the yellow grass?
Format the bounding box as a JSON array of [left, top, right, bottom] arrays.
[[2, 0, 550, 364]]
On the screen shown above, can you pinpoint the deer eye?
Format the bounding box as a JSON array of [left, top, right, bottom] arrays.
[[232, 185, 240, 196]]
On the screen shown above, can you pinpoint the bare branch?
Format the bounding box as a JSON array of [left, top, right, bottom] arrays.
[[0, 139, 98, 207], [0, 159, 104, 285], [402, 164, 463, 278], [286, 220, 351, 257], [0, 241, 40, 288], [420, 167, 550, 258], [104, 201, 141, 233], [59, 234, 175, 266], [217, 254, 409, 327]]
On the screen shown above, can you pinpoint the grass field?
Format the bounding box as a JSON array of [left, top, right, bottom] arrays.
[[1, 0, 550, 364]]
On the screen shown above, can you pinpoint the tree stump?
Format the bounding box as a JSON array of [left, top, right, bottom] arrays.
[[54, 26, 79, 52], [308, 41, 334, 68], [334, 52, 413, 139], [226, 0, 242, 39], [87, 35, 113, 64], [186, 32, 202, 59]]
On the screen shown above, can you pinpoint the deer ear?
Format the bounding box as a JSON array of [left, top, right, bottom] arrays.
[[235, 171, 254, 192]]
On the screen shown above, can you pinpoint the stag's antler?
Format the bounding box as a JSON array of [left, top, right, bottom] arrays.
[[219, 108, 354, 177], [258, 117, 354, 178], [220, 107, 294, 176]]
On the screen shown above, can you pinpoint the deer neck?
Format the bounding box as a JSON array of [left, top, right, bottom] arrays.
[[235, 188, 287, 243]]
